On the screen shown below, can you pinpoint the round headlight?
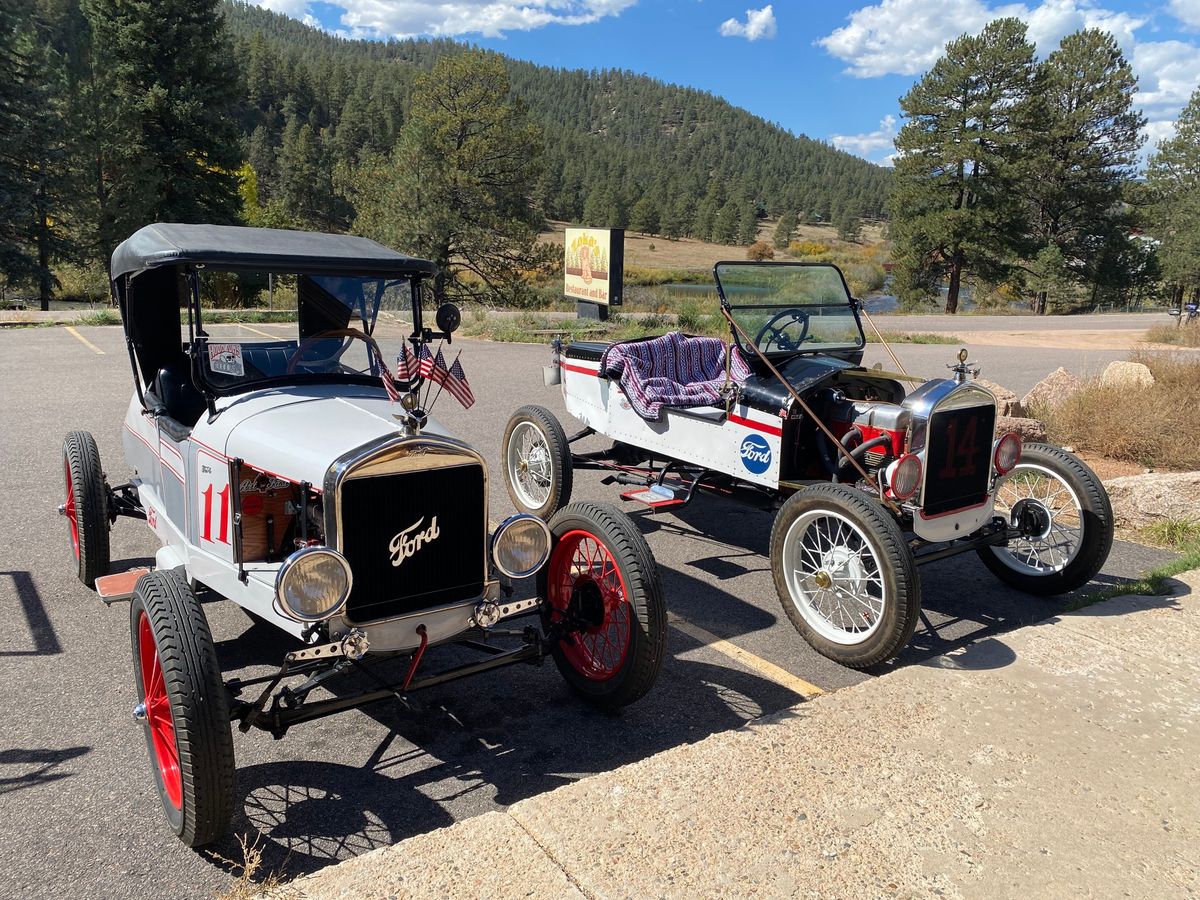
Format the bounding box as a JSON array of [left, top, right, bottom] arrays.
[[994, 432, 1022, 475], [492, 514, 552, 579], [886, 453, 922, 501], [275, 546, 353, 622]]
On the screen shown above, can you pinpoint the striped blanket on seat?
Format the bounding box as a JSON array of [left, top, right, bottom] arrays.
[[599, 331, 751, 420]]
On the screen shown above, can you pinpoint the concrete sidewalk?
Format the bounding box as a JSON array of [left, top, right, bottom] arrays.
[[275, 573, 1199, 899]]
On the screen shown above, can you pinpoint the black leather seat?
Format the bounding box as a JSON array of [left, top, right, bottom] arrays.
[[152, 359, 206, 428]]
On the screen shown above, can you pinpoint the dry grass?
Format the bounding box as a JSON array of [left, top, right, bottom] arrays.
[[210, 834, 286, 900], [1144, 321, 1200, 347], [1034, 350, 1200, 470]]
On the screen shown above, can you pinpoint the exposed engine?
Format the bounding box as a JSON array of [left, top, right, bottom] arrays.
[[237, 464, 324, 562]]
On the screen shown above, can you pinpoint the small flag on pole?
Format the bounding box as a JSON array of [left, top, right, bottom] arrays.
[[426, 348, 450, 388], [417, 343, 436, 378], [395, 344, 419, 381], [445, 356, 475, 408]]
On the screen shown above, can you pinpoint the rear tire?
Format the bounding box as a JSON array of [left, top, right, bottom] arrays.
[[770, 483, 920, 668], [977, 443, 1113, 596], [129, 570, 235, 848], [62, 430, 110, 588], [539, 502, 666, 710], [503, 405, 573, 518]]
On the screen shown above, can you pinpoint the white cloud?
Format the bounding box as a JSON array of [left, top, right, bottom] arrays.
[[251, 1, 638, 39], [719, 5, 777, 41], [830, 114, 897, 158], [1169, 0, 1200, 29], [819, 0, 1143, 78]]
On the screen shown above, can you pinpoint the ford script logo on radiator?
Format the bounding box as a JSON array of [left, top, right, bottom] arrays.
[[389, 516, 441, 567], [740, 434, 772, 474]]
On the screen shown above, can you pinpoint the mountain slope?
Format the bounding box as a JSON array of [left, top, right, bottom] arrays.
[[222, 1, 890, 238]]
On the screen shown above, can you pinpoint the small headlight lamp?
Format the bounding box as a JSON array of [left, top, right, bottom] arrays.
[[885, 453, 922, 501], [275, 546, 353, 622], [491, 514, 552, 579], [993, 432, 1022, 476]]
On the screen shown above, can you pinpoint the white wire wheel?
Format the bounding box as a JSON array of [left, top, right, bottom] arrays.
[[502, 405, 573, 519], [771, 483, 919, 668], [977, 443, 1113, 596]]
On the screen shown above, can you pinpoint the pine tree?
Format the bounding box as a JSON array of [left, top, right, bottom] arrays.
[[345, 51, 543, 305], [836, 205, 864, 243], [713, 199, 740, 244], [1022, 29, 1145, 313], [1146, 88, 1200, 307], [888, 18, 1036, 313], [773, 210, 797, 249], [83, 0, 244, 257], [736, 200, 759, 245], [628, 195, 659, 235]]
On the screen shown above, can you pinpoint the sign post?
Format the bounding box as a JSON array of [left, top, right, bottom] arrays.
[[564, 227, 624, 321]]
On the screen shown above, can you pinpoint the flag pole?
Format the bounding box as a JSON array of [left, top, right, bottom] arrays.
[[426, 349, 461, 416], [421, 339, 443, 409]]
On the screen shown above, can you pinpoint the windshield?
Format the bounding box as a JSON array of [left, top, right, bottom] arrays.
[[714, 262, 865, 357], [192, 271, 415, 395]]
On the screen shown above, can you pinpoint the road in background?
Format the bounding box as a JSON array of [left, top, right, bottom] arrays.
[[0, 326, 1171, 898]]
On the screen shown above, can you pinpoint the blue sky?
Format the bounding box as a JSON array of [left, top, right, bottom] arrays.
[[256, 0, 1200, 167]]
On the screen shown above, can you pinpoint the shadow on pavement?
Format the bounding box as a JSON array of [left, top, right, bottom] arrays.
[[1, 570, 61, 657], [0, 746, 91, 796]]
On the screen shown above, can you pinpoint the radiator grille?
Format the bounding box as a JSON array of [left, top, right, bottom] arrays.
[[339, 463, 485, 622], [922, 404, 995, 516]]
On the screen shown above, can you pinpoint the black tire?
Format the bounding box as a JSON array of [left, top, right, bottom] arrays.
[[62, 430, 110, 588], [539, 501, 666, 710], [770, 483, 920, 668], [502, 404, 573, 519], [976, 443, 1114, 596], [129, 570, 235, 848]]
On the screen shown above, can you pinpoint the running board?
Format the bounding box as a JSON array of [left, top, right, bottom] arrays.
[[95, 568, 152, 604], [621, 485, 688, 509]]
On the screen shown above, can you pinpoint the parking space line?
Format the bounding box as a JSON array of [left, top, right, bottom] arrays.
[[216, 323, 278, 340], [65, 326, 105, 355], [668, 612, 825, 700]]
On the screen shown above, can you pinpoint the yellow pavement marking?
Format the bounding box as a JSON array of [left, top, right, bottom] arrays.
[[668, 612, 825, 699], [65, 326, 105, 355], [224, 323, 279, 340]]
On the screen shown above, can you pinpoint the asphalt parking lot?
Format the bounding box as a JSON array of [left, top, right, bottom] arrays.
[[0, 323, 1171, 899]]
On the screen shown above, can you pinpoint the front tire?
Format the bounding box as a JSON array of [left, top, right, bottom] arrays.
[[503, 405, 573, 519], [540, 502, 666, 710], [129, 570, 235, 848], [62, 431, 110, 587], [771, 483, 920, 668], [977, 443, 1113, 595]]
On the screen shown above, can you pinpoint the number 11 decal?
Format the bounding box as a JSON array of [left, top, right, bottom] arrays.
[[201, 483, 230, 544]]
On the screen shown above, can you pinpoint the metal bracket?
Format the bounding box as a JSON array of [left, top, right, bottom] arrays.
[[285, 628, 369, 664], [471, 596, 540, 629]]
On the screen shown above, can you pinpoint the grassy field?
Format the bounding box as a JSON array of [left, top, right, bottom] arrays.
[[1144, 321, 1200, 347]]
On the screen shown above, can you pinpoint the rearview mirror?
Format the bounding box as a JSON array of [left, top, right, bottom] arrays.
[[1169, 309, 1181, 317], [436, 303, 461, 335]]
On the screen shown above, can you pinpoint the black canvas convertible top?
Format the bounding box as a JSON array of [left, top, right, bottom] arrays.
[[110, 223, 437, 280]]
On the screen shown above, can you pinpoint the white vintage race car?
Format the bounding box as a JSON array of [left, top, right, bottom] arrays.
[[59, 223, 666, 848], [503, 261, 1114, 669]]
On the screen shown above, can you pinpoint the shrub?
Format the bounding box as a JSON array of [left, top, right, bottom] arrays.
[[1145, 322, 1200, 347], [788, 240, 830, 258], [746, 241, 775, 261]]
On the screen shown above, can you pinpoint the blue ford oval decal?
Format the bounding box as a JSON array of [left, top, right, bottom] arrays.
[[740, 434, 772, 474]]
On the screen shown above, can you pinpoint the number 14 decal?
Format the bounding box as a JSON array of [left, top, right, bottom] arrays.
[[939, 415, 981, 479], [201, 483, 231, 544]]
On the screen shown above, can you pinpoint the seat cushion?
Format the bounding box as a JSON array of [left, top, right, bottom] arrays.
[[599, 332, 750, 420]]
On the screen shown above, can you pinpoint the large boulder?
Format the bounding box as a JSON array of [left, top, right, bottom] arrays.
[[975, 378, 1023, 417], [1021, 367, 1082, 412], [1103, 472, 1200, 529], [1099, 360, 1155, 389], [996, 415, 1047, 443]]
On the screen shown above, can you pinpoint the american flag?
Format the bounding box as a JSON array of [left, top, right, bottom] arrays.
[[425, 347, 450, 387], [377, 356, 401, 402], [445, 356, 475, 408], [395, 344, 420, 381], [417, 343, 437, 379]]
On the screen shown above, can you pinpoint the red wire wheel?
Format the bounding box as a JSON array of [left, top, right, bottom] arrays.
[[129, 570, 235, 847], [547, 530, 633, 680], [61, 431, 109, 587], [539, 502, 667, 710], [137, 610, 182, 810]]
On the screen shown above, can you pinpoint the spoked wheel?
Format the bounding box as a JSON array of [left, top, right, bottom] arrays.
[[540, 502, 665, 710], [61, 431, 110, 587], [503, 405, 573, 519], [771, 483, 919, 668], [130, 570, 235, 848], [977, 443, 1113, 595]]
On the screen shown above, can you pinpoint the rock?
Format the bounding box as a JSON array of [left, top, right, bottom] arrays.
[[975, 379, 1024, 417], [1021, 367, 1082, 413], [1099, 360, 1155, 389], [996, 416, 1047, 443], [1103, 472, 1200, 529]]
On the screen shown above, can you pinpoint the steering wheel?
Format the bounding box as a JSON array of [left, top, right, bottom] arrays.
[[286, 328, 375, 375], [754, 309, 810, 352]]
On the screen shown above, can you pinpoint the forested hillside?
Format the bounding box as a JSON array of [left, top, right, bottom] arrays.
[[221, 2, 890, 239]]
